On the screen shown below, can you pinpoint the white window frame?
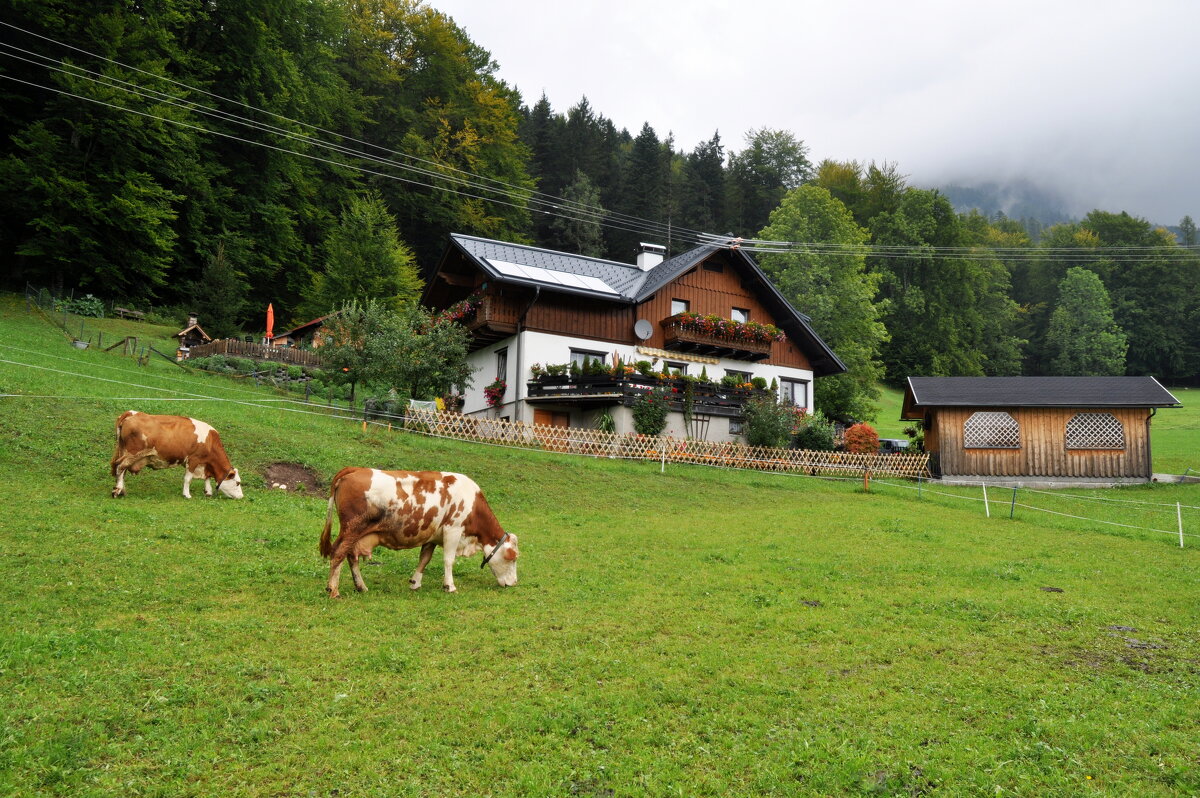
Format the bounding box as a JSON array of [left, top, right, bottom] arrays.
[[731, 307, 750, 323], [671, 298, 690, 315], [495, 347, 508, 381], [569, 348, 607, 370], [779, 377, 808, 407]]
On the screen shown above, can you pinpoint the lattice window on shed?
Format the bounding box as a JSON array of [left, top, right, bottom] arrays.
[[1065, 412, 1125, 450], [963, 411, 1021, 448]]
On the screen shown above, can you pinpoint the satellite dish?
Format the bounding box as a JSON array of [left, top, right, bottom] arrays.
[[634, 319, 654, 340]]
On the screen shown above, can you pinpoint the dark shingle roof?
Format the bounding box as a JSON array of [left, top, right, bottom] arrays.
[[906, 377, 1181, 408], [449, 234, 645, 300], [444, 234, 846, 377]]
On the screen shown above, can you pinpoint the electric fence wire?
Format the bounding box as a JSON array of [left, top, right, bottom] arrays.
[[3, 345, 1196, 546], [872, 479, 1200, 541], [3, 20, 1198, 263]]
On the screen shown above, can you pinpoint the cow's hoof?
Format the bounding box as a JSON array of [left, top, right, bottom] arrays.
[[442, 585, 456, 593], [409, 580, 421, 591], [354, 584, 367, 593], [325, 587, 341, 599], [111, 490, 123, 498]]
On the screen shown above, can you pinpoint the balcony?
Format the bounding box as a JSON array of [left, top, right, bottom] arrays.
[[660, 313, 776, 361], [460, 294, 520, 350], [526, 373, 759, 417]]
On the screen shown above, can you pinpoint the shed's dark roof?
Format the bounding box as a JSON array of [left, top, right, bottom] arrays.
[[906, 377, 1181, 408]]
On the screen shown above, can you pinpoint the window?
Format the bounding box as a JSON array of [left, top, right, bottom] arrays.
[[729, 419, 745, 435], [495, 348, 507, 380], [731, 307, 750, 323], [963, 411, 1021, 448], [570, 348, 607, 370], [671, 298, 689, 315], [1065, 413, 1125, 450], [779, 378, 808, 407], [725, 369, 751, 383], [664, 361, 688, 376]]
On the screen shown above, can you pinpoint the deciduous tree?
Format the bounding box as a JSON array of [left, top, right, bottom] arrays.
[[1045, 267, 1127, 376]]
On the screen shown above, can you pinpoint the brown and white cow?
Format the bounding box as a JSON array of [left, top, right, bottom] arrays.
[[319, 468, 519, 597], [110, 411, 243, 499]]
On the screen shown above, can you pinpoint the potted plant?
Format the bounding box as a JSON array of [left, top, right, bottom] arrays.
[[484, 378, 507, 407]]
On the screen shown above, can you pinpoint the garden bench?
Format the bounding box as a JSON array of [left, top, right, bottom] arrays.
[[114, 307, 146, 321]]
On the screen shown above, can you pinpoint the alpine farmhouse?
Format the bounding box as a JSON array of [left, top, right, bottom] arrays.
[[422, 234, 845, 442]]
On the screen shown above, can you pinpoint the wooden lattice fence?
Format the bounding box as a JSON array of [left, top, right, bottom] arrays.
[[404, 409, 930, 479], [186, 339, 323, 368]]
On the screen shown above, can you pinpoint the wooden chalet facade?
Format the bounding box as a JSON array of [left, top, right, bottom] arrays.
[[901, 376, 1181, 484], [422, 235, 846, 442]]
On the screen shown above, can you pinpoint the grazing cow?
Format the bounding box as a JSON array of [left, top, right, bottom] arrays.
[[319, 468, 519, 597], [110, 411, 243, 499]]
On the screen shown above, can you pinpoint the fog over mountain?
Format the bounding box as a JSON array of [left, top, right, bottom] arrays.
[[435, 0, 1199, 228]]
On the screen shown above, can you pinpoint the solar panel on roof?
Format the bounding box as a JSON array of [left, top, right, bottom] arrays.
[[486, 258, 618, 295]]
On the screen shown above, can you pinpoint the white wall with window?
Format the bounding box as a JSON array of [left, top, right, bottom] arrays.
[[461, 330, 816, 427], [779, 377, 809, 408]]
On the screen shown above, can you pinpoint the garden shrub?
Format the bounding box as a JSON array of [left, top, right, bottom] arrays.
[[845, 423, 880, 453], [742, 394, 794, 448], [751, 376, 768, 391], [55, 294, 105, 318], [632, 389, 668, 435], [793, 409, 836, 451]]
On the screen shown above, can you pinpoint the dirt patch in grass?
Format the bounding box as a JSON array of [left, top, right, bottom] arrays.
[[263, 462, 324, 496]]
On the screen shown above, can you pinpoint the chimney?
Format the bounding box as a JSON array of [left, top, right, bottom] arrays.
[[636, 242, 666, 271], [187, 314, 198, 327]]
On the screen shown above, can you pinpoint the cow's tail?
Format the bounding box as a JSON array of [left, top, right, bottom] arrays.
[[319, 472, 343, 559], [111, 411, 136, 476]]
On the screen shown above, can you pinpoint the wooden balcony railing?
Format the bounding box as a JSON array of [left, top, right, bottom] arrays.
[[660, 316, 774, 361], [526, 374, 760, 417]]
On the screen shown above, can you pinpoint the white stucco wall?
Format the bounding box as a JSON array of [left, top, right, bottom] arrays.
[[461, 331, 816, 440]]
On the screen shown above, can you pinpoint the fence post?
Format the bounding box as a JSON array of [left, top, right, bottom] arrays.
[[917, 475, 922, 499], [1009, 487, 1017, 519], [982, 483, 990, 518], [1179, 502, 1185, 548], [862, 465, 871, 492], [660, 444, 666, 473]]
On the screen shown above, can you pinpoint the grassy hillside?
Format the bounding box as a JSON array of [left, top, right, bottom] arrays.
[[2, 295, 1199, 796]]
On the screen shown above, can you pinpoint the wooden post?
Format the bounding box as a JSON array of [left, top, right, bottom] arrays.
[[862, 466, 871, 492], [1179, 502, 1185, 548], [983, 483, 990, 517], [1009, 487, 1018, 519], [917, 475, 922, 498]]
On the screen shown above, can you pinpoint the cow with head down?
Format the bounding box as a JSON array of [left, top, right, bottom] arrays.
[[110, 411, 243, 499], [319, 468, 519, 598]]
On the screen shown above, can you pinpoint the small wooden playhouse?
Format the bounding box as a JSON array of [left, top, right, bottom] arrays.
[[901, 376, 1180, 484]]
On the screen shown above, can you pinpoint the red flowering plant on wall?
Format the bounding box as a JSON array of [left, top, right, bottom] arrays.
[[671, 311, 785, 344], [484, 378, 507, 407]]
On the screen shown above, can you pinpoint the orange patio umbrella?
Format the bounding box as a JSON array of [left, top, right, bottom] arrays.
[[265, 303, 274, 341]]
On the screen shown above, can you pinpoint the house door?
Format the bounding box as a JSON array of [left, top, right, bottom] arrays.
[[533, 409, 570, 451]]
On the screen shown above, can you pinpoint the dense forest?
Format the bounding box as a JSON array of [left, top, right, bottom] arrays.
[[2, 0, 1198, 407]]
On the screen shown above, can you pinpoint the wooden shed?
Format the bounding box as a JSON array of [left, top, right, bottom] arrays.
[[901, 377, 1180, 483]]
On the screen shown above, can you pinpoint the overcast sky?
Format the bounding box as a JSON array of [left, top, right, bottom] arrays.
[[433, 0, 1198, 225]]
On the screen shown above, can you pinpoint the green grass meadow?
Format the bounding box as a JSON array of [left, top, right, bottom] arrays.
[[2, 295, 1199, 796]]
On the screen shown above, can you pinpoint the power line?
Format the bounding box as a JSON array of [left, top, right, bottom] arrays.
[[0, 22, 716, 247], [4, 19, 1197, 263]]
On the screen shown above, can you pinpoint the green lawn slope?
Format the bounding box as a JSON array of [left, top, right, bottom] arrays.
[[2, 294, 1198, 796]]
